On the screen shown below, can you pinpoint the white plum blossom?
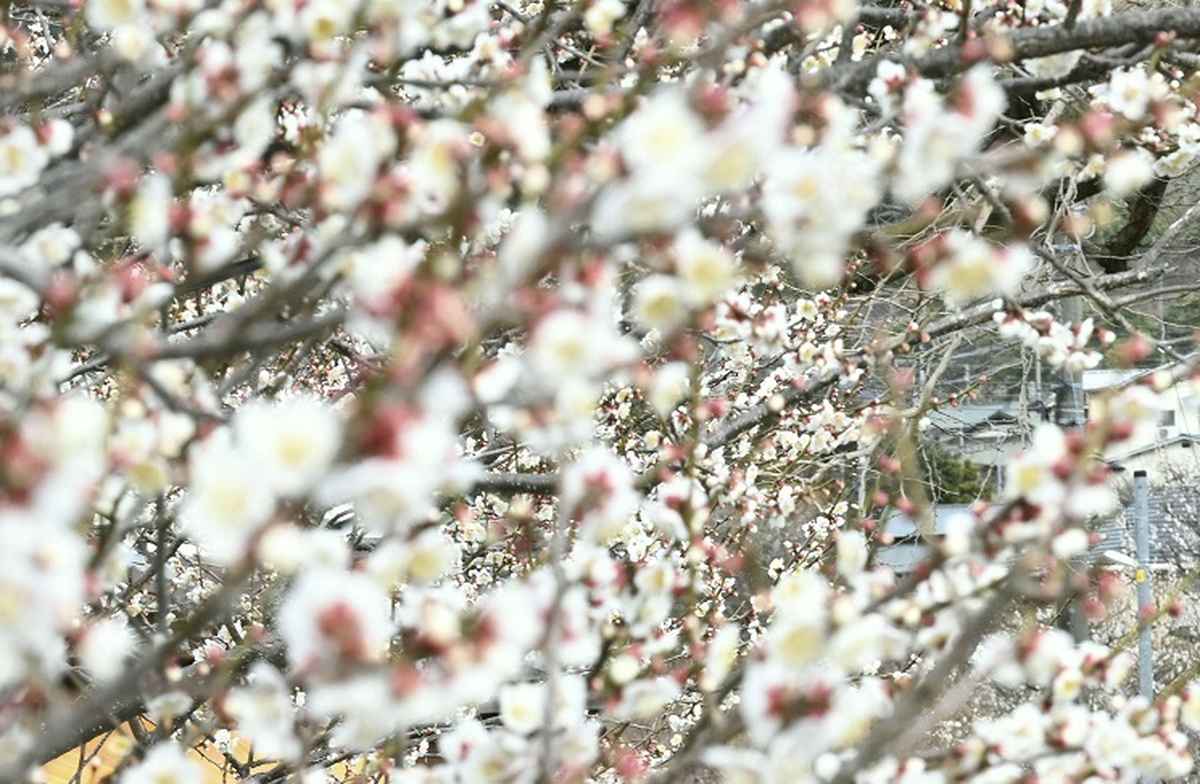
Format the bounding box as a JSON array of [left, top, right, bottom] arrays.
[[591, 175, 701, 239], [527, 308, 636, 383], [367, 527, 459, 588], [631, 274, 689, 333], [614, 676, 683, 721], [0, 279, 38, 325], [1104, 148, 1155, 196], [498, 681, 546, 734], [21, 224, 80, 275], [224, 663, 301, 761], [0, 126, 48, 197], [278, 567, 394, 673], [646, 361, 691, 418], [1181, 686, 1200, 731], [406, 119, 469, 217], [702, 623, 741, 691], [617, 88, 707, 177], [893, 66, 1006, 204], [297, 0, 355, 47], [179, 433, 277, 565], [318, 457, 437, 534], [868, 60, 908, 116], [836, 529, 869, 576], [319, 111, 396, 210], [1024, 122, 1058, 147], [584, 0, 626, 36], [85, 0, 146, 32], [234, 396, 341, 497], [129, 173, 173, 250], [1104, 67, 1156, 120], [561, 447, 640, 544], [1051, 527, 1090, 559], [674, 230, 739, 306], [77, 617, 136, 684], [0, 518, 87, 689], [925, 231, 1034, 306], [762, 144, 880, 288], [767, 614, 826, 669], [773, 568, 830, 620]]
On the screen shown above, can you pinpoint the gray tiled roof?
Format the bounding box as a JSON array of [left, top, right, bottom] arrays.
[[1091, 484, 1200, 567], [878, 487, 1200, 574], [924, 404, 1020, 436]]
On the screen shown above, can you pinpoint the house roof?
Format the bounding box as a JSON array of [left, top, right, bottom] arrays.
[[925, 404, 1022, 437], [1105, 434, 1200, 463], [1092, 483, 1200, 568], [883, 504, 975, 538], [1082, 368, 1146, 393], [1081, 366, 1200, 395], [878, 486, 1200, 573], [878, 505, 974, 573]]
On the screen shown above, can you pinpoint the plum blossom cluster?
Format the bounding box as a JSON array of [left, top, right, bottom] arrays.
[[994, 309, 1112, 370], [179, 396, 341, 564], [1003, 422, 1120, 529], [950, 628, 1197, 783], [886, 65, 1008, 205], [4, 0, 1200, 782], [0, 121, 73, 197], [917, 230, 1035, 307]]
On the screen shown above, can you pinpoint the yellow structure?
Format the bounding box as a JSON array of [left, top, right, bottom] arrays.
[[42, 725, 271, 784], [42, 727, 369, 783]]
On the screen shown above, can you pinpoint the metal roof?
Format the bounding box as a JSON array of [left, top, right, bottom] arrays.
[[878, 505, 974, 573], [883, 504, 975, 538], [1105, 434, 1200, 463], [1082, 369, 1146, 393], [1081, 366, 1200, 396]]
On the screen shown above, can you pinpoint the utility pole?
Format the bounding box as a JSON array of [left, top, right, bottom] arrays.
[[1133, 469, 1154, 701], [1132, 469, 1157, 784], [1054, 365, 1090, 640], [1053, 241, 1089, 640]]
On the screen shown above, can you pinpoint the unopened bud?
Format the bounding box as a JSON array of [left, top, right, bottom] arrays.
[[1114, 334, 1154, 366], [960, 36, 987, 64]]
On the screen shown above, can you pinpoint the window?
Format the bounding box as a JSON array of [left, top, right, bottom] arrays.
[[1160, 410, 1176, 427]]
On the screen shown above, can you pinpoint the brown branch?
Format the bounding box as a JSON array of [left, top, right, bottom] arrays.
[[8, 564, 257, 777], [1090, 177, 1169, 274], [827, 7, 1200, 93]]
